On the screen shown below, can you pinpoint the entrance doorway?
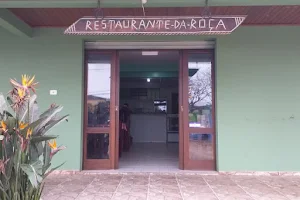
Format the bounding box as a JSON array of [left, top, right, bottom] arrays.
[[83, 49, 215, 171], [118, 50, 180, 171]]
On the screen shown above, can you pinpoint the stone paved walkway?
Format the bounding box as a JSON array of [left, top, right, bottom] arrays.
[[42, 173, 300, 200]]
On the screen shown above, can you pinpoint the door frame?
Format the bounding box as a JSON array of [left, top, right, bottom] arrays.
[[182, 49, 216, 170], [83, 50, 118, 170], [83, 48, 216, 171]]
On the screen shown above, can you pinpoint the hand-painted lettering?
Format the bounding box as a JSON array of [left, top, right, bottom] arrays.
[[85, 20, 92, 31], [94, 20, 99, 30], [209, 19, 215, 31], [66, 16, 246, 35], [101, 20, 107, 29], [216, 19, 226, 30], [139, 20, 146, 30]]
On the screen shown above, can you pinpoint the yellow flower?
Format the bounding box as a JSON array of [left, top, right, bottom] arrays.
[[10, 75, 38, 93], [1, 121, 7, 132], [19, 122, 28, 130], [48, 140, 57, 150], [22, 75, 36, 88], [26, 128, 32, 139], [17, 88, 26, 99]]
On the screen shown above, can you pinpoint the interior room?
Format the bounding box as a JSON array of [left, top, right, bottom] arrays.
[[118, 50, 180, 171]]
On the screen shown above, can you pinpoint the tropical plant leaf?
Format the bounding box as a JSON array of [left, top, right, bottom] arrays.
[[3, 139, 14, 161], [3, 155, 13, 182], [20, 94, 37, 123], [37, 106, 63, 131], [6, 117, 17, 134], [20, 161, 43, 188], [44, 162, 65, 179], [6, 96, 13, 108], [4, 111, 13, 118], [37, 115, 69, 136], [30, 135, 58, 143], [0, 183, 8, 199], [37, 181, 45, 199], [0, 93, 8, 114], [42, 163, 51, 176], [40, 106, 63, 118], [43, 143, 51, 174], [21, 116, 46, 137], [28, 106, 63, 136], [29, 143, 43, 162], [13, 144, 21, 167], [0, 179, 9, 199], [0, 111, 13, 121]]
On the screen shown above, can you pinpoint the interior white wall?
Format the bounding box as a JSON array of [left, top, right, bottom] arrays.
[[120, 82, 178, 114], [120, 80, 179, 143], [130, 114, 167, 143]]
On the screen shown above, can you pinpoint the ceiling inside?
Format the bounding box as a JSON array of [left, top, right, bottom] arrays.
[[9, 6, 300, 27], [120, 50, 179, 64], [119, 50, 179, 78]]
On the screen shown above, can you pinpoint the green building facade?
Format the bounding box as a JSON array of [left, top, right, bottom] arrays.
[[0, 0, 300, 172]]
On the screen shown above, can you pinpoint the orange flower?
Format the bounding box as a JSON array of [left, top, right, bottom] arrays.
[[19, 122, 28, 130], [48, 140, 57, 150], [26, 128, 32, 139], [0, 121, 7, 133], [48, 140, 66, 158]]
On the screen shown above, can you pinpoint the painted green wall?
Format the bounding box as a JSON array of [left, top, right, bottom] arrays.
[[216, 26, 300, 171], [0, 26, 299, 171], [0, 27, 84, 170]]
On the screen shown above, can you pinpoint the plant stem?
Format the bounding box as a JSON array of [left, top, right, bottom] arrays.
[[27, 99, 30, 124], [14, 148, 21, 200]]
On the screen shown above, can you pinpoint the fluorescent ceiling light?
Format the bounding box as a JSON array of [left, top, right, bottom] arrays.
[[142, 51, 159, 56]]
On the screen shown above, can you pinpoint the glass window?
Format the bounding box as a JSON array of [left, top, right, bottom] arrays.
[[189, 133, 213, 160], [188, 53, 213, 128], [87, 54, 111, 127], [87, 133, 109, 159]]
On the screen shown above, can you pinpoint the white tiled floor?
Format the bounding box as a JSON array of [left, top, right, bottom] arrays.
[[119, 143, 180, 172]]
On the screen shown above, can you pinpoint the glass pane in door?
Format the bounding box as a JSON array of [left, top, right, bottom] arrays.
[[87, 133, 109, 159], [189, 133, 213, 160], [188, 54, 213, 128], [87, 54, 111, 127]]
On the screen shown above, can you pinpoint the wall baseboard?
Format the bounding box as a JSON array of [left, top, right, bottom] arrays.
[[50, 170, 300, 176], [219, 171, 300, 176]]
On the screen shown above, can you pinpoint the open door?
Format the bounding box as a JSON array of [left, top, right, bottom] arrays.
[[182, 50, 216, 170], [83, 50, 118, 170]]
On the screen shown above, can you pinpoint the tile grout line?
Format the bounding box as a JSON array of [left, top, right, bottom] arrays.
[[111, 174, 125, 199], [175, 174, 185, 200], [74, 176, 97, 199], [201, 176, 222, 200], [227, 176, 257, 200], [254, 176, 291, 200]]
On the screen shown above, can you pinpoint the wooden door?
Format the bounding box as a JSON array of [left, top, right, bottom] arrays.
[[182, 50, 216, 170], [83, 50, 118, 170]]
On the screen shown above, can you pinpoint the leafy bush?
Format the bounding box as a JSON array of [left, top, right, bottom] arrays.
[[0, 75, 68, 200]]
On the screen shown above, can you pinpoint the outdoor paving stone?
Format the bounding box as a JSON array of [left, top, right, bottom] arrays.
[[42, 173, 300, 200], [111, 192, 147, 200]]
